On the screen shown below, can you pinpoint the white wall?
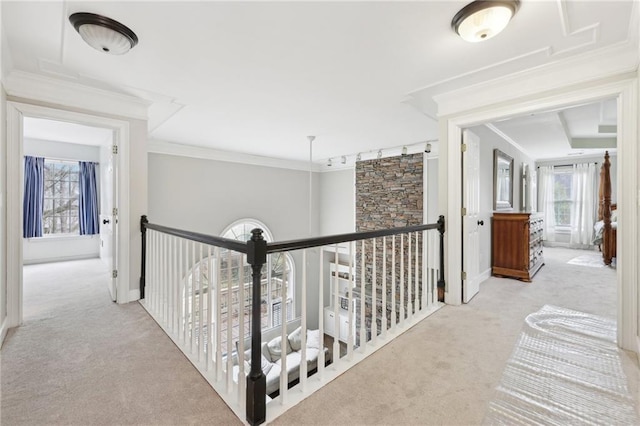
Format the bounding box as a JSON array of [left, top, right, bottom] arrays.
[[0, 85, 7, 333], [23, 138, 100, 162], [22, 139, 101, 264], [128, 119, 147, 297], [319, 169, 355, 235], [469, 126, 535, 274], [425, 157, 439, 223], [148, 153, 321, 326]]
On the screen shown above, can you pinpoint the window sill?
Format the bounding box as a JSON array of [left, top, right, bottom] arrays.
[[553, 227, 571, 235], [24, 234, 98, 242]]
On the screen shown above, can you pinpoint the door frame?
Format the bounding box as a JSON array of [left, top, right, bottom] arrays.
[[6, 101, 131, 327], [439, 74, 638, 351]]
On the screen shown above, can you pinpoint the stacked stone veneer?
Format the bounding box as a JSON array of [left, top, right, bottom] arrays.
[[354, 154, 423, 344]]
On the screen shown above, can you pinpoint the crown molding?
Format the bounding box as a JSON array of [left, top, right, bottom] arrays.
[[434, 41, 639, 118], [148, 139, 323, 173], [4, 70, 150, 120], [483, 123, 535, 159]]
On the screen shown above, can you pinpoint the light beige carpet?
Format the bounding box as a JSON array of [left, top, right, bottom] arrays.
[[1, 259, 239, 425], [2, 248, 637, 425]]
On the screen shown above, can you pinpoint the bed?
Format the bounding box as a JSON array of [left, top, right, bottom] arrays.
[[593, 151, 616, 265]]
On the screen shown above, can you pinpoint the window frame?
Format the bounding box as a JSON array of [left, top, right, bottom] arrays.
[[552, 167, 573, 231], [42, 159, 81, 237]]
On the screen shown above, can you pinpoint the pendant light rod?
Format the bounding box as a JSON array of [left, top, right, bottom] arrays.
[[307, 135, 315, 237]]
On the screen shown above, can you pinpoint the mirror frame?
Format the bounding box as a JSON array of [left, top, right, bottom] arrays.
[[493, 149, 514, 211]]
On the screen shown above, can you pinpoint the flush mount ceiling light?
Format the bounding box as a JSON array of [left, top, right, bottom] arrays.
[[452, 0, 520, 43], [69, 12, 138, 54]]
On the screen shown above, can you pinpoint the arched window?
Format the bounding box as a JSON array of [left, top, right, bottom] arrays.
[[221, 219, 295, 329], [182, 219, 295, 355]]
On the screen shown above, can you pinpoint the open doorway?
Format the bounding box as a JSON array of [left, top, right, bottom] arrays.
[[21, 117, 117, 321], [443, 76, 637, 351], [6, 101, 131, 329], [460, 99, 618, 317]]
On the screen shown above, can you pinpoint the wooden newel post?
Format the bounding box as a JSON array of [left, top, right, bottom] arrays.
[[437, 215, 445, 302], [140, 215, 148, 300], [246, 228, 267, 425]]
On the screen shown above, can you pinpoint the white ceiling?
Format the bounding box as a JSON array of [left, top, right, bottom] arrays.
[[2, 1, 638, 162], [23, 117, 113, 146]]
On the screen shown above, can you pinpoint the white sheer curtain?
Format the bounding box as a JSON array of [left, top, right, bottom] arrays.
[[570, 163, 598, 246], [537, 166, 556, 242]]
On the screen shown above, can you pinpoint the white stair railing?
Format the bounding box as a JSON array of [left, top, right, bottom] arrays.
[[140, 216, 446, 425]]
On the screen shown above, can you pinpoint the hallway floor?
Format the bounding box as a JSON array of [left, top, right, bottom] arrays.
[[2, 248, 637, 425]]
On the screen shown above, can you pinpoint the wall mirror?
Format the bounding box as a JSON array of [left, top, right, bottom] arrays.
[[493, 149, 514, 210]]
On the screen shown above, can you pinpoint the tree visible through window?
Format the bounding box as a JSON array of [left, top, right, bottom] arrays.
[[553, 169, 572, 227], [43, 160, 80, 235]]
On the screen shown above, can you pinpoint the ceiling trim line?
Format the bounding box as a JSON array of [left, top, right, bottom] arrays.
[[433, 41, 638, 117], [483, 123, 535, 159], [148, 139, 323, 173], [4, 70, 150, 120]]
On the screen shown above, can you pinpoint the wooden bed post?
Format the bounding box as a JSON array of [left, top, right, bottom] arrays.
[[601, 151, 613, 266]]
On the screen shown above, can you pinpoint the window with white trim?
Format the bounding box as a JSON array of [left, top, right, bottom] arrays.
[[183, 220, 294, 354]]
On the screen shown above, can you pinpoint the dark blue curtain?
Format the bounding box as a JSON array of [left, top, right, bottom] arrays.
[[79, 161, 100, 235], [23, 156, 45, 238]]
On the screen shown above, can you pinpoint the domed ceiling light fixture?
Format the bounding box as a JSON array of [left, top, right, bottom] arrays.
[[69, 12, 138, 54], [452, 0, 520, 43]]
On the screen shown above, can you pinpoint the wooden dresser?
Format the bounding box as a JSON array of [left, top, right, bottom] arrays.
[[492, 212, 544, 282]]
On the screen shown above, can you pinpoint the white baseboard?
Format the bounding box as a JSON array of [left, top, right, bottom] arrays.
[[0, 316, 8, 349], [479, 268, 492, 284], [23, 254, 99, 265], [128, 289, 140, 303]]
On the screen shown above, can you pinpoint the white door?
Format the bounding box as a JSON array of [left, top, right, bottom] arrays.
[[99, 142, 118, 301], [462, 129, 481, 303]]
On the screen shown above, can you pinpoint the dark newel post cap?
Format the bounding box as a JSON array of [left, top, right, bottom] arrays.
[[247, 228, 267, 266], [437, 215, 445, 233], [141, 215, 148, 229]]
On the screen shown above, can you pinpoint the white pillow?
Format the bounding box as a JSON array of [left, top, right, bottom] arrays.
[[288, 326, 303, 351], [267, 335, 293, 361], [306, 329, 321, 349], [243, 355, 273, 375]]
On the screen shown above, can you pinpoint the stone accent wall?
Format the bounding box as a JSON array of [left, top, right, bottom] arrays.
[[354, 154, 424, 342]]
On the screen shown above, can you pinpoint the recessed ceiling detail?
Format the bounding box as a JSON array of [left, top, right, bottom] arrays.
[[2, 2, 636, 161]]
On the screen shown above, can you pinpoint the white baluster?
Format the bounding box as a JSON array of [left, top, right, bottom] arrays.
[[318, 248, 325, 378], [178, 238, 184, 343], [280, 266, 288, 404], [237, 252, 245, 410], [371, 238, 377, 346], [360, 240, 366, 349], [215, 248, 222, 382], [183, 238, 189, 344], [407, 233, 412, 321], [227, 248, 233, 393], [333, 245, 340, 360], [190, 240, 196, 353], [347, 241, 354, 359], [174, 236, 179, 333], [300, 249, 307, 390], [381, 236, 387, 338], [149, 230, 156, 313], [415, 232, 419, 314], [391, 235, 396, 332], [199, 243, 205, 363], [400, 234, 405, 327], [420, 231, 426, 311], [207, 245, 213, 371]]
